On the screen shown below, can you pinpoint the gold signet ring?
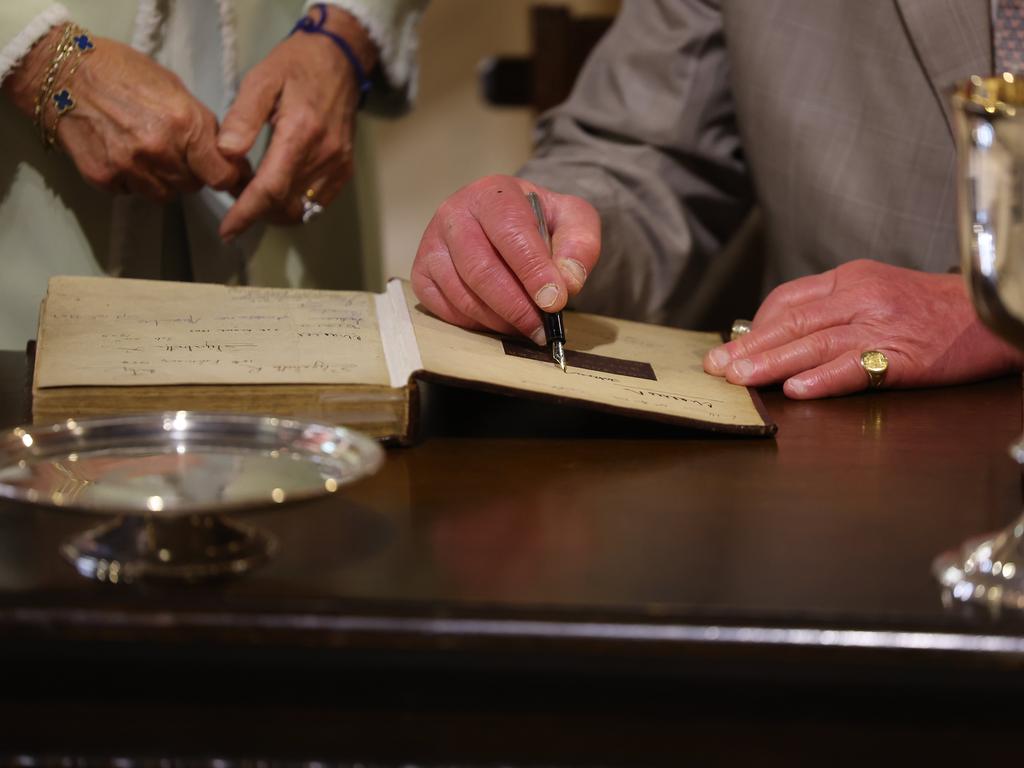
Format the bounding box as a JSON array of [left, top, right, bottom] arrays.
[[730, 318, 753, 341], [860, 350, 889, 389]]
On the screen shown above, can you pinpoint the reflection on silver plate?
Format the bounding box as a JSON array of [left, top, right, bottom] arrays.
[[0, 412, 385, 582], [0, 411, 384, 515]]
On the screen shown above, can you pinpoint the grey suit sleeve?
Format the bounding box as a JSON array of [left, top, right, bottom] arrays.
[[518, 0, 753, 324]]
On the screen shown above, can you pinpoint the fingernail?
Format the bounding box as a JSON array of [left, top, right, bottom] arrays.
[[731, 359, 754, 380], [218, 131, 245, 153], [534, 283, 559, 309], [557, 258, 587, 291], [787, 378, 808, 396], [530, 327, 547, 346], [707, 347, 731, 371]]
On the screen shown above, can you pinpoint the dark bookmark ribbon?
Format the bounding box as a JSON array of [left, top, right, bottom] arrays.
[[502, 340, 657, 380]]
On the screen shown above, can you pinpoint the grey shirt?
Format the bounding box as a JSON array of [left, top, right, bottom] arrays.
[[519, 0, 992, 327]]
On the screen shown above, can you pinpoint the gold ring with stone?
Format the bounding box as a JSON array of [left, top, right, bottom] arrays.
[[730, 318, 753, 341], [301, 188, 323, 224], [860, 350, 889, 389]]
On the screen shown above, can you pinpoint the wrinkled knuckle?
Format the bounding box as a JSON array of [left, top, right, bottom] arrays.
[[810, 333, 837, 360], [289, 106, 321, 139], [520, 261, 555, 292], [437, 201, 463, 231], [461, 257, 502, 289], [578, 232, 601, 254], [494, 225, 534, 260], [840, 259, 876, 279], [416, 225, 442, 259], [309, 121, 329, 147], [321, 134, 348, 166], [261, 177, 291, 205], [451, 292, 481, 321], [164, 104, 194, 134], [88, 165, 118, 189], [319, 133, 340, 157], [136, 129, 170, 160], [561, 234, 600, 263], [411, 259, 430, 284], [784, 308, 810, 338], [209, 167, 236, 190], [424, 248, 456, 281], [411, 271, 440, 307]]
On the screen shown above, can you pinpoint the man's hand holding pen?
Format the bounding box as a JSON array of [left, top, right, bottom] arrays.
[[411, 174, 601, 351], [527, 191, 567, 371]]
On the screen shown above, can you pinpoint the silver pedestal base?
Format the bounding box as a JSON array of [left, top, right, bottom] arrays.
[[934, 521, 1024, 612], [933, 434, 1024, 611], [61, 514, 277, 584]]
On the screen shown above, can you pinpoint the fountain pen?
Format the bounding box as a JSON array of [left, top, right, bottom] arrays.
[[526, 192, 567, 372]]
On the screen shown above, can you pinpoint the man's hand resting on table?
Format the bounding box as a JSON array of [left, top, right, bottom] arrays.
[[703, 259, 1024, 398], [411, 174, 601, 346]]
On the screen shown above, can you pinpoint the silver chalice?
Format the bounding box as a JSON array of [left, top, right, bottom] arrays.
[[935, 74, 1024, 610]]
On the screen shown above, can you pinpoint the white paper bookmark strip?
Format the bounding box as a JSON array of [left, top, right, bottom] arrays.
[[374, 279, 424, 389]]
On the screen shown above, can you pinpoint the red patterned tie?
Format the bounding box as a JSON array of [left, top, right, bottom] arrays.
[[996, 0, 1024, 73]]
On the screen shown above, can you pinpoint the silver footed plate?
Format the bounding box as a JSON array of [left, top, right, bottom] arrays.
[[0, 411, 383, 516], [0, 412, 385, 583]]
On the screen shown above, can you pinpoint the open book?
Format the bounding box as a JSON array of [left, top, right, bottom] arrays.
[[32, 276, 775, 440]]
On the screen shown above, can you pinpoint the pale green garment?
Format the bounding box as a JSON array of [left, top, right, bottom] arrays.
[[0, 0, 425, 350]]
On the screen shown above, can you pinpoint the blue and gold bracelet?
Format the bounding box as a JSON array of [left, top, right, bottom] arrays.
[[34, 23, 95, 149]]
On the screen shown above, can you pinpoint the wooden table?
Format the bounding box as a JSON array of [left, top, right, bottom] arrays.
[[1, 349, 1022, 763]]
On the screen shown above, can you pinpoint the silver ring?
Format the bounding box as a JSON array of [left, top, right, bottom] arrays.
[[730, 318, 753, 341], [301, 189, 323, 224]]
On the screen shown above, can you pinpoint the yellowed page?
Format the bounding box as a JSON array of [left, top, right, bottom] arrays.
[[36, 276, 390, 388], [406, 285, 768, 431]]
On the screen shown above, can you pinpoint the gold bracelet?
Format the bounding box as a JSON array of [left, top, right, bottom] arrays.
[[38, 25, 95, 149], [32, 23, 75, 138]]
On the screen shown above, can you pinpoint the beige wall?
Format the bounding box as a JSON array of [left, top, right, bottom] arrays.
[[366, 0, 619, 282]]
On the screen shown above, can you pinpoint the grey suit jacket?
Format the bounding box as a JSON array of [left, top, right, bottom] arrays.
[[519, 0, 992, 328]]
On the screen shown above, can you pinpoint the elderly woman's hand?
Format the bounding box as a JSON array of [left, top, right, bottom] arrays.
[[703, 259, 1024, 398], [411, 175, 600, 345], [3, 26, 247, 201], [216, 4, 377, 241]]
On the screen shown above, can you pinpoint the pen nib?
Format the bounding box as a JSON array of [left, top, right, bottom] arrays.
[[552, 341, 567, 373]]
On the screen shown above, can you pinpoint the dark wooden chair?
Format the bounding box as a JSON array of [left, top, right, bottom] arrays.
[[479, 5, 616, 112]]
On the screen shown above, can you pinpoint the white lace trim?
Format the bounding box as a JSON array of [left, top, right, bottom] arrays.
[[0, 3, 71, 86], [128, 0, 161, 54], [130, 0, 238, 104], [217, 0, 239, 104]]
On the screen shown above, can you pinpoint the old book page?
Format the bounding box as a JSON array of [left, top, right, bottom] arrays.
[[405, 285, 768, 430], [35, 276, 391, 388]]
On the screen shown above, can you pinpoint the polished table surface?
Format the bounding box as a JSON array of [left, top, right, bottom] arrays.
[[1, 349, 1022, 761]]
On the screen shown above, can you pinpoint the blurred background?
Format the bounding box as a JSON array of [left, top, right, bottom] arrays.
[[364, 0, 620, 283]]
